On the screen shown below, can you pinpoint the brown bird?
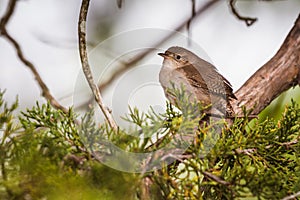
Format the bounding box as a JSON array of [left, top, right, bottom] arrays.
[[158, 46, 237, 118]]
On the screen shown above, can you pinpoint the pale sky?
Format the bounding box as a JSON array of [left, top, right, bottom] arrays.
[[0, 0, 299, 125]]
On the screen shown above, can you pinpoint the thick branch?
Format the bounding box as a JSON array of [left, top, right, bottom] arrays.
[[232, 14, 300, 115], [78, 0, 118, 131]]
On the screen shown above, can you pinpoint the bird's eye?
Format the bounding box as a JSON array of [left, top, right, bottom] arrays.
[[175, 55, 181, 60]]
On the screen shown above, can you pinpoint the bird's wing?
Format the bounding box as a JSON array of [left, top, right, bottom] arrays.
[[180, 63, 237, 100], [206, 72, 237, 100], [179, 65, 210, 93]]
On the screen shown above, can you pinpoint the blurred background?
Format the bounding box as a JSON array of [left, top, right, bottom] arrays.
[[0, 0, 299, 124]]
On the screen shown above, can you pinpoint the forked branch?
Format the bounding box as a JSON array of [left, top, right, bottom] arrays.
[[232, 14, 300, 115]]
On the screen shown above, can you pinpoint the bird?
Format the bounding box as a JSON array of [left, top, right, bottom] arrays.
[[158, 46, 237, 118]]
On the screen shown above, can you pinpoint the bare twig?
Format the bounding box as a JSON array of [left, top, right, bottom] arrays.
[[77, 0, 220, 109], [281, 191, 300, 200], [0, 0, 16, 29], [202, 171, 231, 186], [99, 0, 219, 92], [232, 14, 300, 115], [235, 148, 257, 156], [187, 0, 196, 33], [265, 138, 299, 149], [78, 0, 118, 131], [116, 0, 123, 8], [280, 139, 299, 148], [0, 0, 68, 113], [229, 0, 257, 26]]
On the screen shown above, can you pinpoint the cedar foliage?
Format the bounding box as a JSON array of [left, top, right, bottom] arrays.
[[0, 89, 299, 200]]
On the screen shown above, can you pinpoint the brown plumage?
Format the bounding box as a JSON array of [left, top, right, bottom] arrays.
[[158, 46, 237, 118]]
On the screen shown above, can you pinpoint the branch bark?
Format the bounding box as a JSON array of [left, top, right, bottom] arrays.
[[78, 0, 118, 131], [232, 14, 300, 115]]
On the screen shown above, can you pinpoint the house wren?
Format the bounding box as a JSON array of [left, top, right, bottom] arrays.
[[158, 46, 237, 118]]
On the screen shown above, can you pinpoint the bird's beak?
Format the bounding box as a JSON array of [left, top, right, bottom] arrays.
[[158, 52, 167, 58]]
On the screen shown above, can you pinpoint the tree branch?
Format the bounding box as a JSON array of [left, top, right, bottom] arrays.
[[229, 0, 257, 26], [78, 0, 118, 131], [232, 14, 300, 115], [77, 0, 220, 109], [0, 0, 68, 113], [0, 0, 16, 29]]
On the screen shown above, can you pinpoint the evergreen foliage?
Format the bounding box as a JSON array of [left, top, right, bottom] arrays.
[[0, 89, 299, 200]]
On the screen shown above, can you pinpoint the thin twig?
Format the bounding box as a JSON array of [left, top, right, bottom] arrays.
[[78, 0, 220, 109], [265, 138, 299, 149], [0, 0, 68, 113], [280, 139, 299, 148], [229, 0, 257, 26], [0, 0, 16, 29], [187, 0, 196, 33], [116, 0, 123, 8], [99, 0, 219, 91], [235, 148, 257, 156], [281, 191, 300, 200], [202, 171, 231, 186], [78, 0, 118, 131]]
